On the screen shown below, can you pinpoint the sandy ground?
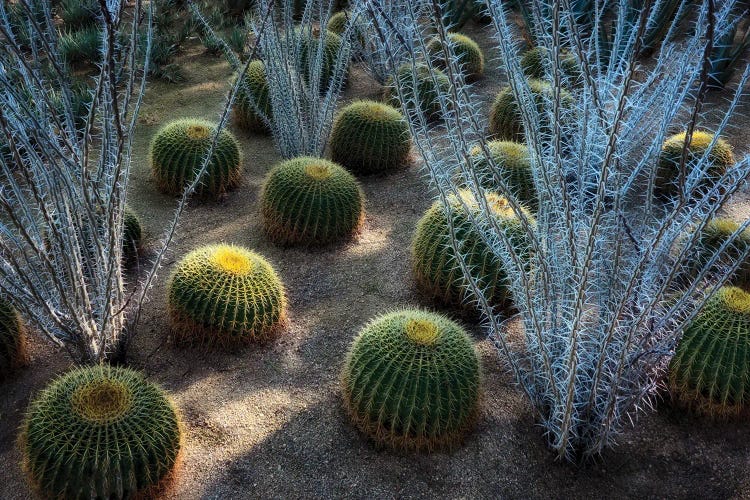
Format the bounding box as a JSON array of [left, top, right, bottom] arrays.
[[2, 21, 750, 500]]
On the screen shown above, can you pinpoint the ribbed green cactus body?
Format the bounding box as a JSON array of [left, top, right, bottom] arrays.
[[520, 46, 579, 82], [468, 140, 537, 211], [327, 11, 348, 34], [123, 205, 142, 259], [412, 191, 533, 310], [342, 309, 481, 451], [298, 28, 345, 89], [233, 60, 271, 132], [150, 119, 241, 198], [261, 157, 364, 245], [384, 64, 451, 120], [329, 100, 411, 175], [427, 32, 485, 80], [656, 130, 735, 196], [488, 79, 573, 141], [0, 298, 27, 378], [694, 218, 750, 288], [22, 365, 181, 500], [670, 286, 750, 416], [168, 244, 287, 345]]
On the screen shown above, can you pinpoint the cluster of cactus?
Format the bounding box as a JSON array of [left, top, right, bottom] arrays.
[[329, 100, 412, 175], [298, 28, 345, 90], [384, 63, 451, 121], [261, 157, 364, 245], [168, 244, 287, 346], [21, 365, 182, 499], [341, 309, 481, 451], [670, 286, 750, 416], [150, 118, 242, 198], [427, 32, 485, 80], [233, 61, 271, 133], [0, 297, 28, 378], [123, 205, 143, 260], [656, 130, 735, 197], [467, 140, 537, 212], [520, 47, 580, 83], [412, 190, 534, 310], [489, 79, 574, 141], [692, 218, 750, 288]]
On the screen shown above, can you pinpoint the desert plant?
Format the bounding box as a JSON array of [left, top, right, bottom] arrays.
[[59, 25, 102, 65], [233, 60, 271, 132], [123, 206, 143, 259], [692, 218, 750, 288], [327, 10, 348, 34], [384, 63, 451, 121], [298, 27, 346, 89], [707, 10, 750, 89], [21, 365, 182, 499], [150, 118, 242, 198], [341, 309, 481, 452], [329, 100, 412, 175], [412, 190, 534, 310], [669, 286, 750, 416], [58, 0, 98, 29], [365, 0, 750, 460], [465, 140, 537, 211], [168, 244, 287, 345], [260, 157, 365, 245], [427, 32, 485, 80], [520, 46, 579, 83], [0, 297, 28, 377]]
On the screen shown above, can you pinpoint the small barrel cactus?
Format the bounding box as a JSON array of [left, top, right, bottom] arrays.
[[327, 11, 348, 34], [123, 205, 143, 259], [329, 100, 412, 175], [467, 140, 537, 212], [0, 298, 28, 378], [21, 365, 182, 499], [384, 63, 451, 120], [412, 190, 534, 310], [488, 79, 574, 141], [670, 286, 750, 416], [520, 46, 580, 82], [341, 309, 481, 452], [427, 32, 485, 80], [168, 244, 287, 345], [656, 130, 735, 197], [261, 157, 365, 245], [233, 60, 271, 133], [693, 218, 750, 288], [150, 119, 242, 198], [298, 27, 346, 90]]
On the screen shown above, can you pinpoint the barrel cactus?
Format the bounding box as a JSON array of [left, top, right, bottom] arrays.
[[656, 130, 735, 197], [329, 100, 411, 175], [488, 79, 574, 141], [0, 298, 27, 378], [384, 63, 451, 120], [123, 205, 143, 259], [168, 244, 287, 346], [467, 140, 537, 212], [520, 46, 580, 83], [669, 286, 750, 416], [692, 218, 750, 288], [261, 157, 365, 245], [427, 32, 485, 80], [150, 119, 242, 198], [21, 365, 182, 499], [298, 27, 346, 90], [412, 190, 534, 310], [233, 60, 271, 133], [327, 11, 348, 34], [341, 309, 481, 452]]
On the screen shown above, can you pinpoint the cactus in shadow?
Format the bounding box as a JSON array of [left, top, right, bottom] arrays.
[[168, 244, 287, 345], [21, 365, 182, 499], [691, 218, 750, 289], [427, 32, 485, 80], [467, 140, 537, 212], [0, 298, 28, 378], [233, 60, 272, 133], [520, 46, 579, 83], [341, 309, 481, 452], [123, 206, 143, 259], [384, 63, 451, 121]]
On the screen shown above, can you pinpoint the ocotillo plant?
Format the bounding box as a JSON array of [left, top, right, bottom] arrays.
[[365, 0, 750, 460]]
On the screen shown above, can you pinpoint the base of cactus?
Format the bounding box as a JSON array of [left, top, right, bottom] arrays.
[[168, 305, 287, 347], [412, 268, 514, 314], [262, 207, 366, 247]]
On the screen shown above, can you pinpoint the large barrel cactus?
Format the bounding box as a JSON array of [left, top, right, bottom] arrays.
[[168, 244, 287, 346], [233, 60, 271, 133], [261, 157, 365, 246], [21, 365, 182, 499], [0, 298, 27, 378], [150, 119, 242, 198], [669, 286, 750, 416], [341, 309, 481, 452], [412, 190, 534, 310], [384, 63, 451, 121], [329, 100, 411, 175], [467, 140, 537, 212], [427, 32, 485, 80]]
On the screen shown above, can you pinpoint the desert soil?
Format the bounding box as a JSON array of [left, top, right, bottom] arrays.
[[1, 21, 750, 500]]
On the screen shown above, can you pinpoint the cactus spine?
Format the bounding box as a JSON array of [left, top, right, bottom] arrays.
[[468, 140, 537, 212], [427, 32, 485, 80]]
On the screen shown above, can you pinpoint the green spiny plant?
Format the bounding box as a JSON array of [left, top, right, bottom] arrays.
[[488, 79, 574, 141], [384, 63, 451, 121], [21, 365, 182, 499], [329, 100, 411, 175], [233, 60, 271, 132], [327, 10, 348, 35], [168, 244, 287, 345], [412, 190, 534, 311], [0, 297, 28, 378], [341, 308, 481, 452], [427, 32, 485, 80], [59, 26, 102, 66], [260, 157, 365, 245], [298, 27, 346, 90], [669, 286, 750, 417], [150, 118, 242, 198], [467, 140, 537, 212], [693, 218, 750, 288], [123, 206, 143, 260], [520, 46, 579, 83], [58, 0, 99, 30]]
